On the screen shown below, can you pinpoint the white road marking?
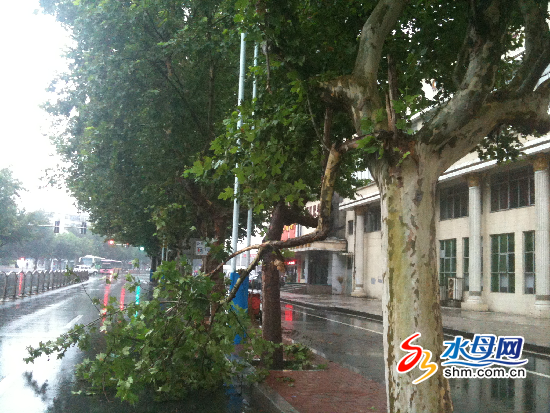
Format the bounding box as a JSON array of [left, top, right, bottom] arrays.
[[288, 306, 383, 335], [0, 374, 16, 397], [3, 298, 74, 330], [63, 315, 83, 330], [525, 370, 550, 379]]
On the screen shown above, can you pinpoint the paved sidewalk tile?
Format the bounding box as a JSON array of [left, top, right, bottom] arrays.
[[264, 356, 386, 413]]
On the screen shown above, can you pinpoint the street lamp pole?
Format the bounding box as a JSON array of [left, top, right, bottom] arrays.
[[246, 44, 258, 268], [231, 32, 247, 273]]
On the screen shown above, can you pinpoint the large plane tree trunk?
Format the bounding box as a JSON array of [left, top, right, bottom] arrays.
[[377, 153, 452, 412], [319, 2, 550, 410]]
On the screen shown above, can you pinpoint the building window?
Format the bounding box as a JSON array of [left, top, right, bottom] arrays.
[[440, 239, 457, 287], [491, 233, 515, 293], [524, 231, 535, 294], [440, 183, 469, 220], [365, 205, 382, 233], [347, 220, 354, 236], [490, 166, 535, 212]]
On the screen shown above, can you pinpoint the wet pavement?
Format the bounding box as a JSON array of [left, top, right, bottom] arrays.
[[280, 292, 550, 413], [0, 274, 274, 413], [280, 290, 550, 352], [4, 275, 550, 412]]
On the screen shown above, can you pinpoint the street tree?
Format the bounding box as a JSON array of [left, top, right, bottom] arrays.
[[8, 211, 55, 269], [191, 49, 361, 367], [40, 0, 251, 282], [213, 1, 550, 411], [0, 169, 47, 250], [38, 1, 550, 410]]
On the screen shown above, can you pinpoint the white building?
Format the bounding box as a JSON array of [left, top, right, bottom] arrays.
[[338, 134, 550, 318]]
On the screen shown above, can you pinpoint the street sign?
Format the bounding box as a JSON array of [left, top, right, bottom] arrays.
[[195, 241, 210, 256]]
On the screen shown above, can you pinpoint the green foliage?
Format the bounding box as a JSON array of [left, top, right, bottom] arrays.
[[187, 37, 361, 213], [0, 170, 50, 250], [24, 261, 271, 403], [476, 125, 525, 163], [1, 226, 148, 266], [40, 0, 245, 256], [283, 342, 314, 370]]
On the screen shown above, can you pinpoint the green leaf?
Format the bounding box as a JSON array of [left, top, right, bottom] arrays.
[[396, 119, 408, 130]]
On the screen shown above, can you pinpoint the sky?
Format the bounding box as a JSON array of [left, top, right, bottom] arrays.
[[0, 1, 78, 214]]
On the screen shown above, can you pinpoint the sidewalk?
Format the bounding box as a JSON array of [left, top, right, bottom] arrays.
[[256, 290, 550, 413]]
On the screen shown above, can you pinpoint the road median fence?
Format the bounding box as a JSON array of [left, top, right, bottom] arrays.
[[0, 270, 90, 301]]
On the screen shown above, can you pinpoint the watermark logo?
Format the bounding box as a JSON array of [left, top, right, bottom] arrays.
[[442, 334, 528, 368], [396, 333, 438, 384], [397, 333, 528, 383]]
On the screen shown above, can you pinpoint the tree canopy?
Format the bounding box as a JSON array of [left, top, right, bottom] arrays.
[[205, 1, 550, 410], [0, 169, 47, 250], [41, 0, 253, 259], [38, 0, 550, 411]]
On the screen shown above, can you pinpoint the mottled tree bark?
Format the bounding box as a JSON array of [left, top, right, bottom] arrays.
[[320, 2, 550, 410], [377, 153, 452, 412]]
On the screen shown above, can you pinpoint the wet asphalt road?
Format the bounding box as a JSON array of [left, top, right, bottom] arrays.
[[4, 276, 550, 413], [280, 301, 550, 413], [0, 275, 270, 413]]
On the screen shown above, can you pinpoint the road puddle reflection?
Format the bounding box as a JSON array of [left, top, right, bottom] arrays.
[[100, 283, 111, 327], [119, 287, 125, 311], [451, 373, 550, 412], [284, 304, 293, 322]]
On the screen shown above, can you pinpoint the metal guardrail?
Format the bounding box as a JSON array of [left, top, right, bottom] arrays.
[[0, 270, 90, 301]]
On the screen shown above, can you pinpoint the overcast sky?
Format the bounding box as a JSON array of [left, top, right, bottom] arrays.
[[0, 1, 78, 214]]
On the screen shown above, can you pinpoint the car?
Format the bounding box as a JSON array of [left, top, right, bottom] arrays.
[[74, 265, 98, 276]]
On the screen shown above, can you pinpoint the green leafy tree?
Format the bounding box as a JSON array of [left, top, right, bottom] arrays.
[[40, 0, 247, 278], [39, 1, 550, 410], [191, 45, 361, 367], [8, 211, 55, 269], [0, 169, 47, 251], [25, 261, 273, 403], [214, 1, 550, 411], [4, 222, 148, 269]]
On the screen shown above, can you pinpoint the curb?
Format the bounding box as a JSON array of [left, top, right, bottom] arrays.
[[281, 297, 550, 357], [252, 382, 301, 413], [228, 353, 300, 413]]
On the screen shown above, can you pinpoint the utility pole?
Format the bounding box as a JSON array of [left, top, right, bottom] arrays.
[[246, 44, 259, 268], [231, 32, 247, 274], [230, 33, 249, 343]]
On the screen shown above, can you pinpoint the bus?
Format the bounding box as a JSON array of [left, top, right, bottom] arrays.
[[99, 259, 123, 280], [75, 255, 104, 275]]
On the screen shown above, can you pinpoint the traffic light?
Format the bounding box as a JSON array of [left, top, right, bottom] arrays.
[[54, 221, 60, 233], [108, 239, 115, 246], [80, 222, 87, 234]]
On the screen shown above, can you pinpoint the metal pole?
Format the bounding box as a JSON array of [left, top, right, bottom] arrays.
[[245, 44, 259, 268], [230, 33, 249, 346], [231, 32, 247, 273]]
